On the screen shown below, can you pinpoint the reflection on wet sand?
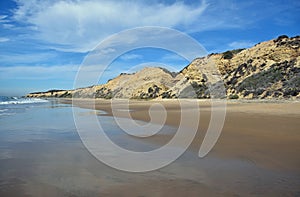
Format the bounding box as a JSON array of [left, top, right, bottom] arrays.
[[0, 100, 299, 196]]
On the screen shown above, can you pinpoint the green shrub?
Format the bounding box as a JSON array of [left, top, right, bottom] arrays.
[[222, 51, 234, 59], [228, 94, 239, 99], [275, 35, 288, 42]]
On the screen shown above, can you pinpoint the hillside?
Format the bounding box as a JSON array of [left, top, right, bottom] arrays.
[[27, 35, 300, 100]]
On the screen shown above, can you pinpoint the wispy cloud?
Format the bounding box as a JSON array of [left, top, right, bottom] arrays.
[[0, 15, 14, 29], [11, 0, 208, 52], [228, 41, 255, 49], [0, 15, 8, 23], [4, 0, 299, 55], [0, 37, 10, 42], [119, 54, 143, 61], [0, 65, 79, 80], [0, 52, 55, 64]]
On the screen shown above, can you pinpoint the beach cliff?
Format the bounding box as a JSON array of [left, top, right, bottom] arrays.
[[27, 35, 300, 100]]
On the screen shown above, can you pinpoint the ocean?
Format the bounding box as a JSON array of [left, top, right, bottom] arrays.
[[0, 96, 48, 116]]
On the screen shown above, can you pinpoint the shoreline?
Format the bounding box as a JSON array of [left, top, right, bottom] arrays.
[[61, 98, 300, 172]]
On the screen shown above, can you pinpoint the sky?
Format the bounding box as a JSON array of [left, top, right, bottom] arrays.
[[0, 0, 299, 96]]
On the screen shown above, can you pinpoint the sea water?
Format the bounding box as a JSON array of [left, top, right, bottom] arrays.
[[0, 96, 49, 117]]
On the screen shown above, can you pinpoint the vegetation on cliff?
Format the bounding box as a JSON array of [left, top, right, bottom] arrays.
[[27, 35, 300, 100]]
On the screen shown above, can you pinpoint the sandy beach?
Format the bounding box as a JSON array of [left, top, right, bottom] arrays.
[[0, 99, 299, 197], [67, 99, 300, 171], [59, 98, 300, 196]]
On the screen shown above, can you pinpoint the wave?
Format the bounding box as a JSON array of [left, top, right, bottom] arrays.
[[0, 112, 16, 116], [0, 98, 49, 105]]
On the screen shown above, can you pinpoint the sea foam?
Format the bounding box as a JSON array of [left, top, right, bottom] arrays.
[[0, 98, 48, 105]]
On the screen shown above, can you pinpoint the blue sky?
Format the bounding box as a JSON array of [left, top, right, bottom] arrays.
[[0, 0, 299, 96]]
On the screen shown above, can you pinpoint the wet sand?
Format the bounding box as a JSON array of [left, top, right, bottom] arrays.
[[67, 99, 300, 172], [0, 99, 299, 196], [67, 98, 300, 196]]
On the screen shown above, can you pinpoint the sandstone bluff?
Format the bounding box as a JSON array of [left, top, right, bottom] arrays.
[[27, 35, 300, 100]]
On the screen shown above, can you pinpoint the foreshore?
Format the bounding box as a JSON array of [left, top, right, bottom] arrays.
[[61, 98, 300, 172], [2, 98, 297, 196]]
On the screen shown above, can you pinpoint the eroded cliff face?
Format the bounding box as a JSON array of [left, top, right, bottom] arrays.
[[27, 35, 300, 100]]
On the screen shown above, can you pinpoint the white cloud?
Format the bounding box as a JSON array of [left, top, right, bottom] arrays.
[[0, 65, 79, 80], [2, 24, 15, 29], [12, 0, 208, 52], [0, 15, 7, 19], [0, 37, 10, 42], [0, 52, 55, 64], [119, 54, 143, 61], [83, 26, 208, 67], [228, 41, 255, 49], [98, 48, 116, 55], [0, 15, 8, 23], [0, 15, 14, 29]]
